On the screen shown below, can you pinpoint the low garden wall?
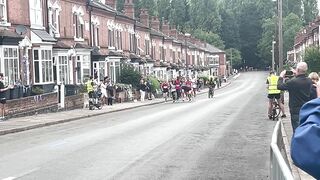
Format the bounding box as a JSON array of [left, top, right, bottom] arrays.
[[1, 92, 59, 118]]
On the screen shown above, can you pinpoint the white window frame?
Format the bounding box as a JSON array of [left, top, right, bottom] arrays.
[[0, 0, 10, 26], [57, 55, 69, 84], [29, 0, 43, 29], [72, 6, 84, 42], [1, 46, 19, 85], [76, 54, 90, 84], [91, 17, 100, 47], [48, 1, 61, 38], [33, 48, 54, 84]]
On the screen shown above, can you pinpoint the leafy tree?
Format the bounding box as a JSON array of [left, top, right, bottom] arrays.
[[304, 47, 320, 73], [169, 0, 190, 31], [257, 18, 276, 67], [219, 8, 240, 49], [120, 64, 142, 89], [193, 29, 225, 49], [189, 0, 222, 33], [116, 0, 125, 12], [283, 13, 303, 61], [302, 0, 318, 25], [226, 48, 242, 69]]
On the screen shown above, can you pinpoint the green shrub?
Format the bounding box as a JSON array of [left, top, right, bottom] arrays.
[[32, 86, 44, 95], [147, 76, 161, 93], [120, 64, 142, 89]]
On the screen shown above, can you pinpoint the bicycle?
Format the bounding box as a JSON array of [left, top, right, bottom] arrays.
[[270, 98, 281, 120]]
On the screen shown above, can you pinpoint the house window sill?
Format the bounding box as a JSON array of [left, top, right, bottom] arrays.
[[74, 37, 84, 42], [0, 21, 11, 27]]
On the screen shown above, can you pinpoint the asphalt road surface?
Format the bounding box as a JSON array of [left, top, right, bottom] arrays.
[[0, 72, 276, 180]]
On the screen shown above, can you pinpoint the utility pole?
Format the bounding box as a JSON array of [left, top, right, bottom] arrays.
[[272, 41, 276, 72], [278, 0, 283, 72]]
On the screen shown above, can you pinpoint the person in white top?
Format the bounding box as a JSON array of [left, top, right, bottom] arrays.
[[100, 80, 107, 105]]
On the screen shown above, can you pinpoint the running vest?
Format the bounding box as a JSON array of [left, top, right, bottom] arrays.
[[86, 80, 94, 93], [267, 75, 281, 94]]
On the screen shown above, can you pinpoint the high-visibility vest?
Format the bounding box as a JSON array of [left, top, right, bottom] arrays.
[[267, 75, 281, 94], [86, 80, 94, 93]]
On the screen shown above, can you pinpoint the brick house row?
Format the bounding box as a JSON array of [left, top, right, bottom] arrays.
[[0, 0, 226, 91], [287, 16, 320, 63]]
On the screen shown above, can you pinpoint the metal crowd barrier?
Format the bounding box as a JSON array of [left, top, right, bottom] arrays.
[[270, 121, 294, 180]]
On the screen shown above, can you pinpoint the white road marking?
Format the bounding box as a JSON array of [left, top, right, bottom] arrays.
[[2, 177, 16, 180]]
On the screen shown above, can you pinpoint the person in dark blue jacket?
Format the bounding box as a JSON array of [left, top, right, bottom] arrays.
[[291, 96, 320, 179]]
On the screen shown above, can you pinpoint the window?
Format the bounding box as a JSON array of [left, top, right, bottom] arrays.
[[76, 55, 90, 84], [115, 30, 122, 50], [129, 34, 135, 52], [73, 13, 84, 40], [30, 0, 43, 28], [58, 56, 69, 84], [152, 46, 156, 59], [108, 29, 114, 47], [3, 47, 19, 85], [48, 2, 61, 37], [145, 40, 150, 55], [0, 0, 9, 25], [33, 49, 53, 84], [91, 24, 99, 46]]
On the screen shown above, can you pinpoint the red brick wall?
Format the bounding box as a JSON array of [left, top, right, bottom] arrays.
[[65, 94, 84, 110], [0, 93, 58, 118]]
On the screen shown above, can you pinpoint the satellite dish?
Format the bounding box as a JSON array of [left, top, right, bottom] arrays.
[[15, 25, 27, 35]]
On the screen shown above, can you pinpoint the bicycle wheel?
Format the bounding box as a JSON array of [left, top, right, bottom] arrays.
[[272, 102, 281, 120]]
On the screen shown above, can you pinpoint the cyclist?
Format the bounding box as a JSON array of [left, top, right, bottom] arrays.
[[267, 71, 286, 119], [208, 77, 216, 98]]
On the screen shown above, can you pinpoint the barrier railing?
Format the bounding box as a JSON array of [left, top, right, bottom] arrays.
[[270, 121, 294, 180]]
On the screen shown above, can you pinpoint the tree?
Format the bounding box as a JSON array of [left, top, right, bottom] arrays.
[[302, 0, 318, 25], [120, 64, 142, 89], [169, 0, 190, 31], [304, 47, 320, 73], [257, 18, 276, 67], [193, 29, 225, 49], [226, 48, 242, 69]]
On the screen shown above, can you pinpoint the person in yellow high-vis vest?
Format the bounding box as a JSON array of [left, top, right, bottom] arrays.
[[86, 76, 94, 98], [266, 71, 286, 119]]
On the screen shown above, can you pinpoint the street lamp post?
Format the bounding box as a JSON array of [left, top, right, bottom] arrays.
[[272, 41, 276, 72], [273, 0, 283, 72]]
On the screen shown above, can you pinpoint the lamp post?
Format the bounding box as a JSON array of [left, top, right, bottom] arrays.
[[272, 41, 276, 72], [273, 0, 283, 72], [185, 33, 191, 77]]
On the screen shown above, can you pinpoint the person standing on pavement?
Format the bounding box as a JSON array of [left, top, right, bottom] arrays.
[[86, 76, 94, 98], [277, 62, 313, 132], [266, 71, 286, 119], [139, 79, 146, 102], [290, 83, 320, 179], [0, 73, 13, 100], [106, 80, 114, 106], [308, 72, 319, 100], [146, 79, 152, 100]]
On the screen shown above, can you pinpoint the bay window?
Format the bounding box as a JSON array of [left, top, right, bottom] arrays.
[[3, 47, 19, 85], [33, 49, 53, 84]]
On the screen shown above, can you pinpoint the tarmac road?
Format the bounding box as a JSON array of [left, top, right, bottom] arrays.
[[0, 72, 276, 180]]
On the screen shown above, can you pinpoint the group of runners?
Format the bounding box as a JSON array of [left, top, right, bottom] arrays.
[[160, 76, 217, 102]]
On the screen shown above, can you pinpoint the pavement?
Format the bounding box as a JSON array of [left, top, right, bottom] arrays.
[[0, 76, 237, 136], [281, 93, 315, 180]]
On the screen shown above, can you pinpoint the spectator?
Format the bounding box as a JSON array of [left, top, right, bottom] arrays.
[[106, 81, 114, 106], [277, 62, 313, 132], [291, 93, 320, 179], [139, 79, 146, 102], [308, 72, 319, 100], [0, 73, 13, 99], [146, 79, 152, 100]]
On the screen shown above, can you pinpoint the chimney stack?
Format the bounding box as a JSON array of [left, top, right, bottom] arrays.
[[124, 0, 135, 19], [170, 28, 178, 38], [106, 0, 116, 10], [162, 20, 170, 36], [140, 9, 149, 27], [151, 16, 160, 31]]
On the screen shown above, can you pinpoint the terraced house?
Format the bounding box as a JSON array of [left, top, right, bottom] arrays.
[[1, 0, 226, 95]]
